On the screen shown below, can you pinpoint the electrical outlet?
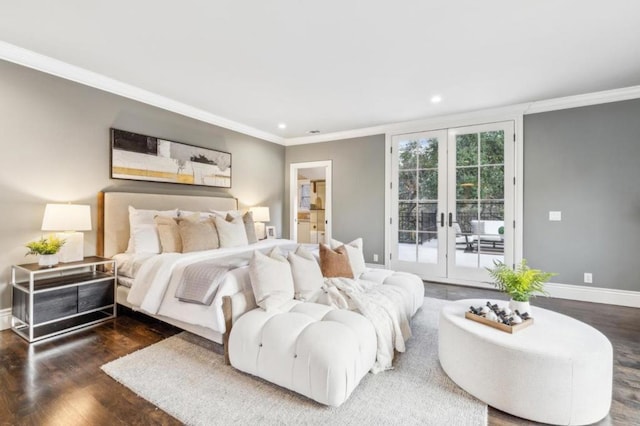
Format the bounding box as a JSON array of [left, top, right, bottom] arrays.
[[373, 254, 379, 262], [584, 273, 593, 284]]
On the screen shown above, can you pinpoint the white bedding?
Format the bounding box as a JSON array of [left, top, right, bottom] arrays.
[[119, 239, 297, 335]]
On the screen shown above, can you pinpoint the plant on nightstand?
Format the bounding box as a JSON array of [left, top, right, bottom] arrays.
[[25, 235, 66, 267], [486, 259, 556, 315]]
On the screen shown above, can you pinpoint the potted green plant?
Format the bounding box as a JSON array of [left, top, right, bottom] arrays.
[[486, 259, 556, 315], [26, 235, 66, 267]]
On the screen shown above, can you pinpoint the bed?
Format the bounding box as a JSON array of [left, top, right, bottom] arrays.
[[98, 191, 293, 345]]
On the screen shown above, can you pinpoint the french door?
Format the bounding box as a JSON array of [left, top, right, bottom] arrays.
[[390, 121, 515, 282]]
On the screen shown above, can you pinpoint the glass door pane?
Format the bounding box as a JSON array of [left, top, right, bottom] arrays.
[[392, 131, 447, 278], [448, 122, 514, 281]]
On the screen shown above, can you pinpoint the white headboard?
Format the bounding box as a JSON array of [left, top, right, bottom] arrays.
[[99, 191, 238, 258]]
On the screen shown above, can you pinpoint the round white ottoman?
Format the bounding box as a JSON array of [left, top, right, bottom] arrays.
[[439, 299, 612, 425]]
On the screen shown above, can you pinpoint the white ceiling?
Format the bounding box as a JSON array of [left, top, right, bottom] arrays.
[[1, 1, 640, 142]]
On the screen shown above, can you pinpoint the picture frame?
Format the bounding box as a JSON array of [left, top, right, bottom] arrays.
[[266, 226, 276, 239], [110, 128, 232, 188]]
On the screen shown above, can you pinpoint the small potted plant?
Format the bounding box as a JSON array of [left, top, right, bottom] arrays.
[[26, 235, 66, 267], [486, 259, 556, 315]]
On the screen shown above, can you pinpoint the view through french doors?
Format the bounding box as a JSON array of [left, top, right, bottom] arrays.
[[390, 121, 515, 282]]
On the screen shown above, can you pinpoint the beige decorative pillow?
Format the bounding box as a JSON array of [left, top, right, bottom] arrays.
[[154, 216, 182, 253], [215, 216, 249, 248], [288, 245, 324, 301], [249, 247, 294, 311], [178, 216, 219, 252], [319, 244, 354, 278], [330, 238, 366, 278]]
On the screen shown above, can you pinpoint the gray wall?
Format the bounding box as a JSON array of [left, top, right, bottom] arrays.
[[524, 99, 640, 291], [285, 135, 386, 265], [0, 60, 285, 310]]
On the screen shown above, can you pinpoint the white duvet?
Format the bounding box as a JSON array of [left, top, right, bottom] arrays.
[[123, 239, 297, 333]]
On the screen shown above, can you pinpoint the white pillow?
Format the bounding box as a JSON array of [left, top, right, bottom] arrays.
[[214, 216, 249, 248], [288, 245, 324, 301], [330, 237, 366, 278], [178, 210, 214, 220], [127, 206, 178, 254], [210, 209, 241, 219], [249, 247, 294, 311]]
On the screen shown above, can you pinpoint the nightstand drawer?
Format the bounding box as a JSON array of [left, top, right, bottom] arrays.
[[33, 287, 77, 324], [78, 280, 114, 312]]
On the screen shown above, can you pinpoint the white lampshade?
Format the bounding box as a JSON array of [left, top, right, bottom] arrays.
[[41, 204, 91, 263], [250, 206, 270, 223], [41, 204, 92, 231]]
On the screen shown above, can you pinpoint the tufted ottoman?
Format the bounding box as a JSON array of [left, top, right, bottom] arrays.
[[439, 299, 613, 425], [228, 301, 377, 406]]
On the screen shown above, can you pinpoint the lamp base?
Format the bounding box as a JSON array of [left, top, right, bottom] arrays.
[[57, 232, 84, 262], [254, 222, 267, 240]]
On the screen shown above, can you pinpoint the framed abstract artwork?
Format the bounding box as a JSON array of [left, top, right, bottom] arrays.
[[110, 128, 232, 188]]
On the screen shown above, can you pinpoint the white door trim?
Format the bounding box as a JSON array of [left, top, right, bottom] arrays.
[[386, 112, 524, 282], [289, 160, 332, 243]]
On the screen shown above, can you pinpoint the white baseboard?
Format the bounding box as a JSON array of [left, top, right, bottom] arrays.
[[424, 277, 640, 309], [0, 308, 11, 331], [545, 282, 640, 309]]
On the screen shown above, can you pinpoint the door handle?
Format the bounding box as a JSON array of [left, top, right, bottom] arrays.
[[440, 213, 444, 227], [448, 212, 453, 227]]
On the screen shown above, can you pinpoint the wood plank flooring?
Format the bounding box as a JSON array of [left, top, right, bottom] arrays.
[[0, 283, 638, 425]]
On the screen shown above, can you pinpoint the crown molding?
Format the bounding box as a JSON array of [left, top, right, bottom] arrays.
[[3, 42, 639, 147], [285, 85, 640, 145], [523, 85, 640, 115], [284, 104, 528, 146], [0, 41, 284, 145]]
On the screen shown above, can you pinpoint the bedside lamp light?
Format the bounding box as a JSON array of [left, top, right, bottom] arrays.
[[41, 204, 92, 263], [249, 206, 270, 240]]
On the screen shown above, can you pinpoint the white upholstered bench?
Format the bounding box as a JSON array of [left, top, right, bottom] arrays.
[[228, 301, 376, 406], [439, 299, 613, 425]]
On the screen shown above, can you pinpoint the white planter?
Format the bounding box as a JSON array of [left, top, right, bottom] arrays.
[[509, 299, 531, 316], [38, 254, 59, 268]]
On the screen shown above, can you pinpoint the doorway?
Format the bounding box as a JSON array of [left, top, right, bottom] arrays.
[[290, 161, 332, 244], [390, 121, 515, 282]]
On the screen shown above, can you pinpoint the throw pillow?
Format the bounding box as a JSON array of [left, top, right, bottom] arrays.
[[319, 243, 354, 278], [330, 237, 366, 278], [214, 215, 249, 248], [178, 215, 219, 252], [288, 245, 324, 301], [154, 216, 182, 253], [249, 247, 295, 311], [227, 211, 258, 244], [127, 206, 178, 254]]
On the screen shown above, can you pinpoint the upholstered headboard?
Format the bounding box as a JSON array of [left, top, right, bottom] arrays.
[[98, 191, 238, 258]]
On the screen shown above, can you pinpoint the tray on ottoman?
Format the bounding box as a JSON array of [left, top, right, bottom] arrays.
[[465, 311, 533, 334]]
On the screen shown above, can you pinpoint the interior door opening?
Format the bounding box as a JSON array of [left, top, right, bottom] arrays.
[[290, 161, 332, 244]]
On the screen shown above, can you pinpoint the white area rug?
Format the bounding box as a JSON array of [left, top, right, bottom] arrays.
[[101, 297, 487, 425]]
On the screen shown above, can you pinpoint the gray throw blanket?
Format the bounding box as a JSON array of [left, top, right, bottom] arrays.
[[175, 260, 235, 305]]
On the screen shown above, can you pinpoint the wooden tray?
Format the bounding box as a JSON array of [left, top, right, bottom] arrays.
[[465, 312, 534, 334]]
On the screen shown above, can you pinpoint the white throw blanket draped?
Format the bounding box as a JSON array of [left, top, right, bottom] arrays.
[[323, 277, 412, 373]]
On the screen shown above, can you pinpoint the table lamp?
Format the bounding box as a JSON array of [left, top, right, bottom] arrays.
[[249, 206, 270, 240], [41, 203, 92, 262]]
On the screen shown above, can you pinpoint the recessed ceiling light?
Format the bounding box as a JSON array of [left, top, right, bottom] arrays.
[[431, 95, 442, 104], [278, 123, 287, 129], [308, 130, 321, 134]]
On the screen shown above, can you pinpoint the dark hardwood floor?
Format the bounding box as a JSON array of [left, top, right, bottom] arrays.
[[0, 284, 638, 425]]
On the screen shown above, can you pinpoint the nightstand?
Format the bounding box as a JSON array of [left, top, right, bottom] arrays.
[[11, 256, 117, 342]]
